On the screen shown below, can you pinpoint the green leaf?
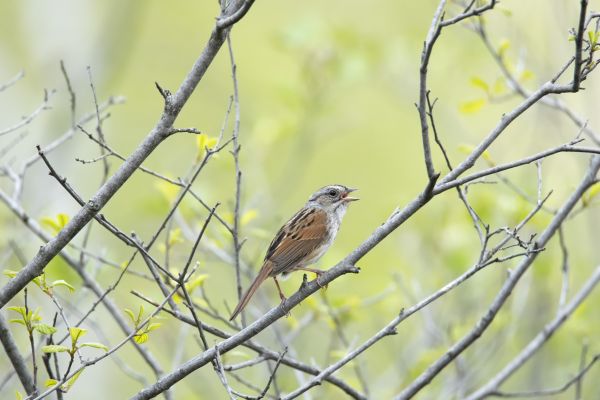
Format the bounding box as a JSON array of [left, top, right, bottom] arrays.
[[167, 228, 184, 247], [50, 280, 75, 293], [45, 379, 59, 388], [41, 213, 70, 235], [240, 209, 259, 226], [69, 327, 87, 344], [15, 391, 23, 400], [457, 144, 493, 164], [492, 78, 507, 95], [459, 99, 486, 114], [583, 182, 600, 206], [195, 134, 218, 160], [124, 308, 136, 324], [185, 274, 209, 292], [30, 310, 41, 323], [9, 319, 26, 325], [8, 306, 26, 317], [3, 270, 18, 278], [34, 324, 57, 335], [134, 333, 149, 344], [41, 345, 70, 354], [80, 342, 109, 352], [519, 69, 535, 82], [588, 30, 596, 46], [137, 305, 144, 323], [146, 322, 162, 332], [65, 368, 83, 390], [32, 273, 47, 291], [470, 76, 489, 93], [497, 38, 510, 59]]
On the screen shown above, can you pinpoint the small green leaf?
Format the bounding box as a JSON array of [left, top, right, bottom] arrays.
[[497, 38, 510, 59], [34, 324, 57, 335], [8, 307, 26, 317], [30, 311, 41, 323], [493, 78, 507, 95], [45, 379, 59, 388], [66, 368, 83, 390], [519, 69, 535, 82], [470, 76, 489, 93], [69, 327, 88, 344], [134, 333, 149, 344], [195, 134, 218, 161], [9, 319, 26, 325], [32, 273, 47, 291], [124, 308, 136, 324], [3, 270, 18, 278], [41, 213, 70, 235], [146, 323, 162, 332], [42, 345, 70, 354], [240, 209, 259, 226], [583, 182, 600, 207], [57, 213, 69, 228], [459, 99, 486, 114], [167, 228, 184, 247], [185, 274, 209, 292], [50, 280, 75, 293], [80, 342, 109, 352], [457, 143, 493, 164], [15, 391, 23, 400], [137, 305, 144, 324]]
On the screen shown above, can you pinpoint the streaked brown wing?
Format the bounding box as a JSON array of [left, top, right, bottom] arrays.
[[265, 207, 329, 276]]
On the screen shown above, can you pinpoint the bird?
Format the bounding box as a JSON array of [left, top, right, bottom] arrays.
[[229, 184, 358, 320]]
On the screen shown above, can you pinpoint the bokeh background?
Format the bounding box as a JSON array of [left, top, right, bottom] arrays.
[[1, 1, 599, 398]]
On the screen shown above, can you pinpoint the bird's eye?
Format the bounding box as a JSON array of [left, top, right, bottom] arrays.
[[328, 189, 338, 197]]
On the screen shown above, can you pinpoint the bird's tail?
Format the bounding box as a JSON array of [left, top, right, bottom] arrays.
[[229, 263, 272, 321]]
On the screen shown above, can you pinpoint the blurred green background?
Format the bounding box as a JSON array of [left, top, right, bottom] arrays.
[[1, 1, 599, 398]]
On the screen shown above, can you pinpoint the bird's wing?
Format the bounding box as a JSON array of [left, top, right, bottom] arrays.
[[265, 207, 330, 275]]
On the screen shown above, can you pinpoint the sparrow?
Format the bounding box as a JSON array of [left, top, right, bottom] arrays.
[[229, 184, 358, 320]]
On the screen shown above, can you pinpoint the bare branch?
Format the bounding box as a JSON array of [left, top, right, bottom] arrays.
[[0, 313, 36, 396], [0, 0, 254, 309], [0, 90, 55, 136], [216, 0, 255, 30], [0, 70, 25, 93], [394, 156, 600, 399], [465, 265, 600, 400], [227, 32, 245, 325], [130, 291, 366, 399]]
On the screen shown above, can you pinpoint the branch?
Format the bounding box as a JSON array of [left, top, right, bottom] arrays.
[[0, 89, 55, 136], [0, 313, 36, 396], [417, 0, 497, 180], [32, 283, 182, 400], [131, 289, 366, 399], [0, 190, 167, 384], [394, 156, 600, 399], [216, 0, 255, 30], [488, 354, 599, 398], [435, 141, 600, 194], [227, 33, 245, 325], [573, 0, 589, 90], [465, 264, 600, 400], [0, 0, 254, 309], [0, 70, 25, 93]]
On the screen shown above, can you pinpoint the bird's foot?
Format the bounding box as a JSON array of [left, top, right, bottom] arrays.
[[279, 296, 292, 317]]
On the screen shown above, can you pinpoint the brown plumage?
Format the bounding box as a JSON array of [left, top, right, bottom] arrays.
[[229, 185, 358, 321]]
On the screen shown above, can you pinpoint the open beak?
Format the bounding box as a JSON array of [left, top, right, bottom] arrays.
[[342, 188, 359, 202]]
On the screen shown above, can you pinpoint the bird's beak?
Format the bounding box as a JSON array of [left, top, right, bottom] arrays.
[[342, 188, 359, 202]]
